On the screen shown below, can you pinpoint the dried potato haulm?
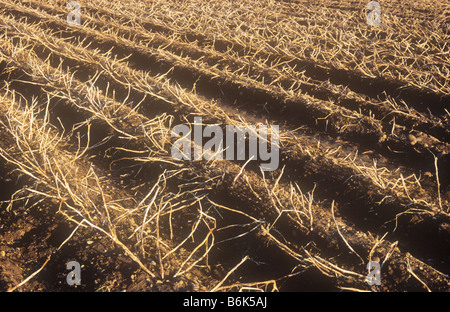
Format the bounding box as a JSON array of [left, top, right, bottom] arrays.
[[0, 0, 448, 292]]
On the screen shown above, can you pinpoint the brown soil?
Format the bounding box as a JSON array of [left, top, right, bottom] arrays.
[[0, 0, 448, 292]]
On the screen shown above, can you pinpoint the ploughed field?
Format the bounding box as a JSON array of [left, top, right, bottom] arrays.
[[0, 0, 449, 291]]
